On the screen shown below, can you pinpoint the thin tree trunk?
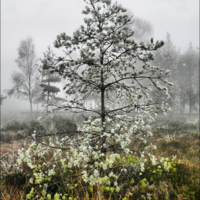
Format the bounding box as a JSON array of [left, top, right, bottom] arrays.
[[47, 81, 50, 111], [100, 63, 105, 126], [189, 61, 192, 115], [100, 49, 107, 154], [30, 99, 32, 112]]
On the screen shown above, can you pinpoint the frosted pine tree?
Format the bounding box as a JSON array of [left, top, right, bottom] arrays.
[[36, 0, 173, 193]]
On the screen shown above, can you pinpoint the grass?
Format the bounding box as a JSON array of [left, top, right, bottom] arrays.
[[0, 119, 199, 199]]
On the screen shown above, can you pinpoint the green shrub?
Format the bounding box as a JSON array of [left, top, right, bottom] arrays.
[[4, 172, 27, 191], [42, 116, 77, 137], [2, 120, 27, 132], [1, 133, 13, 143], [15, 132, 25, 140], [152, 116, 198, 137], [137, 157, 200, 200], [159, 140, 191, 153], [52, 116, 77, 133], [182, 123, 198, 131], [26, 120, 46, 136]]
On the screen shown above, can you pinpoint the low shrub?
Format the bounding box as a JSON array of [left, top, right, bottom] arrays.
[[0, 117, 199, 199], [51, 116, 77, 135], [15, 132, 25, 140], [2, 120, 27, 132], [160, 141, 191, 153], [25, 120, 46, 136], [1, 117, 78, 144], [152, 116, 199, 137], [0, 133, 13, 143], [1, 141, 199, 200]]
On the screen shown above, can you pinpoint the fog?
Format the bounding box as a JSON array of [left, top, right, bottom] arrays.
[[1, 0, 199, 115]]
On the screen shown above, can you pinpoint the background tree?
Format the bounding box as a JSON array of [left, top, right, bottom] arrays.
[[6, 38, 40, 112], [132, 17, 153, 42], [124, 9, 153, 43], [40, 46, 61, 107], [32, 76, 44, 112], [177, 43, 199, 114], [151, 33, 181, 111]]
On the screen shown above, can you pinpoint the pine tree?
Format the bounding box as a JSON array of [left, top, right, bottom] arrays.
[[42, 0, 172, 154], [177, 43, 199, 114], [151, 33, 181, 111], [22, 1, 175, 197], [40, 47, 61, 105]]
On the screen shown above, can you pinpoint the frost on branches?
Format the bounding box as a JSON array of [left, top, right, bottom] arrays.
[[20, 0, 173, 198]]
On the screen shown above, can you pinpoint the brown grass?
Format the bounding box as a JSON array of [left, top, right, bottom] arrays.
[[0, 128, 199, 200], [0, 139, 33, 156]]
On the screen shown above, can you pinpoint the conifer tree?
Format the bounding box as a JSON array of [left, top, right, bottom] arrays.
[[42, 0, 172, 154], [177, 43, 199, 114], [40, 47, 61, 105], [151, 33, 180, 111], [21, 1, 174, 197]]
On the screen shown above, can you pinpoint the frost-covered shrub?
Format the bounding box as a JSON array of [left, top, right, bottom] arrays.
[[1, 133, 199, 199], [3, 126, 161, 199]]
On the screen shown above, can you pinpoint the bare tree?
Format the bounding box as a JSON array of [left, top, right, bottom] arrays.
[[6, 38, 40, 112]]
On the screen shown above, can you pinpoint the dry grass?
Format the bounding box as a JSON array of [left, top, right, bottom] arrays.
[[1, 141, 23, 154], [0, 139, 32, 154], [0, 126, 199, 199]]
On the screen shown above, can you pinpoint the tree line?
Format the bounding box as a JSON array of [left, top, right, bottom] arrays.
[[2, 13, 199, 115], [151, 33, 199, 114]]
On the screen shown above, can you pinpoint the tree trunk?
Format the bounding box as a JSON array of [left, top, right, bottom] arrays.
[[37, 101, 38, 112], [100, 50, 107, 154], [28, 71, 32, 113], [47, 81, 50, 111], [189, 98, 192, 115], [30, 98, 33, 113], [100, 54, 105, 127], [189, 60, 192, 115], [101, 87, 105, 125]]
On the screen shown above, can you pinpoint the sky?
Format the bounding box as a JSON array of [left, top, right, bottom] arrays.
[[1, 0, 199, 113]]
